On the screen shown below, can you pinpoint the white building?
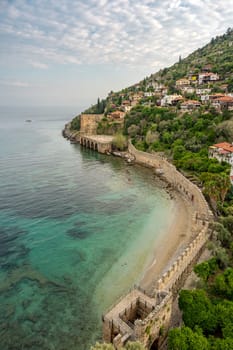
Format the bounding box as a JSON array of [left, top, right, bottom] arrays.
[[196, 88, 211, 95], [160, 94, 183, 106], [209, 142, 233, 166], [198, 72, 219, 85]]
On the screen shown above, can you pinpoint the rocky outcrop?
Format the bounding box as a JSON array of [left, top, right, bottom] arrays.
[[62, 123, 80, 143]]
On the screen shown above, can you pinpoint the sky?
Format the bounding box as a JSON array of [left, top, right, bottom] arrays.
[[0, 0, 233, 109]]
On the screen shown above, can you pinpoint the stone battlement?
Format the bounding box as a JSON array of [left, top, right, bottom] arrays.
[[102, 142, 213, 350]]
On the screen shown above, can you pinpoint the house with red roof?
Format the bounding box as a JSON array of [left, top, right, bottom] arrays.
[[180, 100, 201, 110], [211, 96, 233, 111], [209, 142, 233, 166], [198, 72, 219, 85]]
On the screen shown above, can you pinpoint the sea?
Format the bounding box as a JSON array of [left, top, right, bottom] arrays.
[[0, 106, 174, 350]]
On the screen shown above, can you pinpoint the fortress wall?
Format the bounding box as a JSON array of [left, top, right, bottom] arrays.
[[80, 114, 104, 135], [128, 141, 212, 294], [103, 142, 213, 349], [128, 142, 211, 220], [156, 228, 208, 292], [134, 293, 173, 349]]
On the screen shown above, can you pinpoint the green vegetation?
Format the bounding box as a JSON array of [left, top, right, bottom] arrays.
[[167, 213, 233, 348], [124, 104, 232, 212], [70, 115, 80, 130], [168, 327, 209, 350], [97, 118, 122, 135], [112, 133, 127, 151], [150, 27, 233, 93]]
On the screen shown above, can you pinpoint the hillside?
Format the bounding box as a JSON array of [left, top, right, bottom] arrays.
[[68, 28, 233, 218], [71, 28, 233, 130], [149, 27, 233, 90], [67, 29, 233, 349]]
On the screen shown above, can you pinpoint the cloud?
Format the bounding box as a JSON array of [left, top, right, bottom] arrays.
[[30, 61, 49, 69], [0, 0, 233, 72], [0, 80, 31, 87]]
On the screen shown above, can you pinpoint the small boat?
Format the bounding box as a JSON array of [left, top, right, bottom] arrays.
[[25, 119, 32, 123]]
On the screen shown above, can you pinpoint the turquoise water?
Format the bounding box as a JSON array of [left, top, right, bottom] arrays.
[[0, 106, 174, 350]]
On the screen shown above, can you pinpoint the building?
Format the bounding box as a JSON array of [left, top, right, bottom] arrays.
[[108, 111, 125, 120], [196, 88, 212, 95], [209, 142, 233, 166], [211, 96, 233, 111], [175, 78, 190, 87], [198, 72, 219, 85], [122, 100, 132, 112], [161, 94, 183, 107], [144, 91, 154, 97], [180, 100, 201, 110], [131, 92, 144, 101], [180, 86, 195, 94], [203, 93, 226, 104], [201, 94, 210, 103]]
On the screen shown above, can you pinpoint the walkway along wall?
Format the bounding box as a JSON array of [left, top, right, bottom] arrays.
[[102, 142, 213, 350]]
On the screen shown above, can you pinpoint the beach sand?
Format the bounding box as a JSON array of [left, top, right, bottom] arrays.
[[140, 189, 194, 293]]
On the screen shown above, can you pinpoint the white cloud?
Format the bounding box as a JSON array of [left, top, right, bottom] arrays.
[[0, 80, 31, 87], [0, 0, 233, 71], [30, 61, 49, 69]]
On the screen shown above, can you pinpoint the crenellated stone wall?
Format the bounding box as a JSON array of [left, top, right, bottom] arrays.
[[102, 142, 213, 350]]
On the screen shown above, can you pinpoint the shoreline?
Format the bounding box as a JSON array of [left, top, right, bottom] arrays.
[[140, 189, 194, 293], [63, 128, 213, 347], [62, 127, 208, 294]]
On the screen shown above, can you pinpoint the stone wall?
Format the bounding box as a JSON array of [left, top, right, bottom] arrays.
[[102, 142, 213, 349], [80, 114, 104, 135], [79, 135, 113, 154]]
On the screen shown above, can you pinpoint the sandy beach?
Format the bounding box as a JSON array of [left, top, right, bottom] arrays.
[[140, 189, 194, 293]]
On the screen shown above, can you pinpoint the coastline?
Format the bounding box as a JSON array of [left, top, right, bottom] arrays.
[[140, 189, 194, 293], [63, 127, 209, 294], [63, 127, 213, 347]]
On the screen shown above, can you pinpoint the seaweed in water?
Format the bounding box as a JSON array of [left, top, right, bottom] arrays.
[[67, 228, 89, 239], [0, 227, 28, 264]]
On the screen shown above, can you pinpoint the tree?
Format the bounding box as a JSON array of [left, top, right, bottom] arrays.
[[178, 290, 217, 333], [145, 130, 159, 145], [214, 268, 233, 300], [127, 124, 140, 137], [221, 215, 233, 232], [214, 246, 230, 268], [212, 222, 231, 248], [112, 133, 127, 151], [168, 327, 209, 350], [200, 172, 231, 210], [215, 300, 233, 339], [194, 258, 218, 283], [209, 337, 233, 350]]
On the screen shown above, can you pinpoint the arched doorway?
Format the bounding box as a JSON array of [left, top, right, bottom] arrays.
[[150, 338, 159, 350]]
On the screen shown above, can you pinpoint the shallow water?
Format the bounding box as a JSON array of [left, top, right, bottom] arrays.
[[0, 106, 174, 350]]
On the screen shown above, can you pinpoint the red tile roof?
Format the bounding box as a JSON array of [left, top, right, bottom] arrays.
[[200, 72, 218, 76], [216, 96, 233, 103], [213, 142, 233, 153], [182, 100, 201, 105], [209, 93, 225, 99]]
